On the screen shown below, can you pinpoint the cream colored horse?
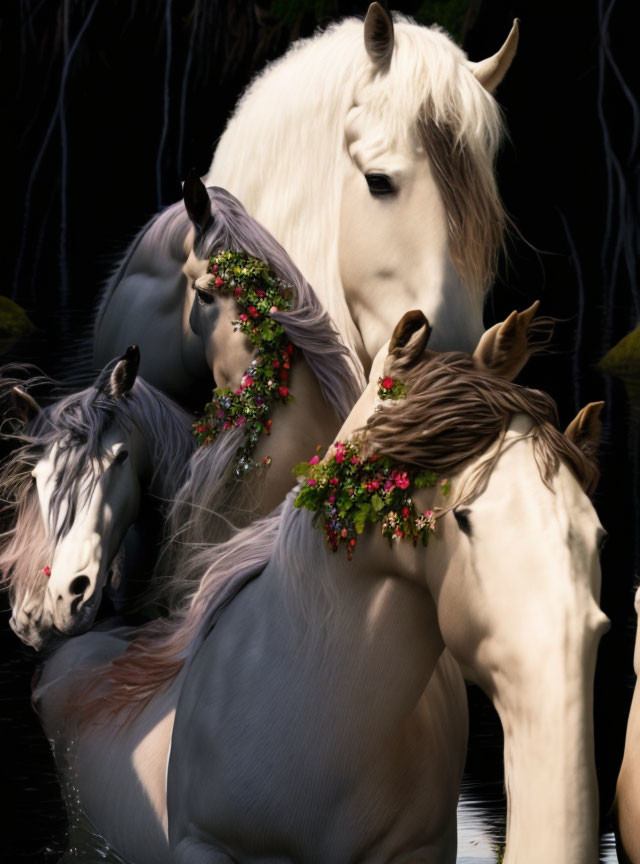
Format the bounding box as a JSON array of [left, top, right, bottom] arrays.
[[95, 5, 518, 390], [612, 586, 640, 863], [207, 3, 518, 373], [34, 310, 606, 864]]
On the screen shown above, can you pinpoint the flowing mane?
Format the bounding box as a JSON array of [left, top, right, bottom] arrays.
[[364, 351, 599, 497], [148, 186, 361, 597], [0, 365, 193, 615], [80, 347, 597, 724], [208, 14, 506, 359]]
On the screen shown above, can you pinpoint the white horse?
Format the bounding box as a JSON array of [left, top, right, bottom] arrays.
[[206, 3, 518, 372], [35, 311, 607, 863], [94, 5, 518, 388], [0, 348, 194, 648], [612, 586, 640, 863]]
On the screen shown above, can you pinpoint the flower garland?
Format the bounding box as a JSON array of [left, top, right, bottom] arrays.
[[293, 440, 450, 559], [193, 250, 294, 476], [377, 375, 406, 401]]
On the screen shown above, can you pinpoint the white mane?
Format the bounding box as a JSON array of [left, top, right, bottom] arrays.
[[207, 14, 504, 363]]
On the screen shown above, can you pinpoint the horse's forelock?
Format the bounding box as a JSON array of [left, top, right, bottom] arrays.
[[356, 19, 506, 297]]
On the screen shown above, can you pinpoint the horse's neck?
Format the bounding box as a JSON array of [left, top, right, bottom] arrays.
[[252, 357, 342, 513], [160, 357, 343, 607], [497, 656, 600, 863], [206, 27, 362, 357]]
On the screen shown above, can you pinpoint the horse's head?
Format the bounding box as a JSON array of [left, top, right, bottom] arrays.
[[179, 177, 264, 388], [1, 347, 191, 648], [35, 348, 152, 639], [339, 3, 518, 363], [360, 309, 608, 859]]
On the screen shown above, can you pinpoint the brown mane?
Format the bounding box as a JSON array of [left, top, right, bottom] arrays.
[[365, 351, 599, 497], [418, 99, 507, 297]]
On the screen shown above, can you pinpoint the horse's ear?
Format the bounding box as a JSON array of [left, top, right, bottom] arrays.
[[469, 18, 519, 93], [11, 386, 41, 425], [110, 346, 140, 398], [565, 401, 604, 462], [364, 2, 394, 70], [387, 310, 431, 370], [183, 169, 212, 233], [473, 300, 540, 381]]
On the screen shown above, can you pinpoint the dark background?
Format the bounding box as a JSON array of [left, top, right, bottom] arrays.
[[1, 0, 639, 860]]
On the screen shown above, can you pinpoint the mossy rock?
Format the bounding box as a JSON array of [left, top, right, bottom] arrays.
[[0, 296, 36, 354], [599, 325, 640, 379]]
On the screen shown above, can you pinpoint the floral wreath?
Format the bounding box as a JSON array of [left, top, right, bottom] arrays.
[[193, 250, 294, 476], [377, 375, 406, 401], [293, 439, 450, 560]]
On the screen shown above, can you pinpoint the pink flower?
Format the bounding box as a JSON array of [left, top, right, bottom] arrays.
[[257, 289, 264, 297], [329, 477, 339, 486], [351, 456, 360, 465], [239, 313, 248, 322], [402, 507, 410, 518], [278, 386, 289, 398], [236, 416, 246, 426], [235, 286, 242, 297], [381, 376, 394, 389], [241, 375, 254, 387], [212, 264, 218, 272], [309, 454, 320, 465], [273, 360, 280, 368], [215, 276, 224, 288], [328, 494, 335, 503], [424, 509, 434, 518], [395, 472, 410, 490], [248, 305, 259, 318], [335, 452, 344, 463], [307, 478, 317, 486], [43, 566, 51, 577], [270, 305, 279, 314]]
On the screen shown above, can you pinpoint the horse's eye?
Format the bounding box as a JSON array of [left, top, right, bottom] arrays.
[[365, 173, 396, 196], [196, 287, 214, 306], [113, 449, 129, 466], [453, 508, 472, 537]]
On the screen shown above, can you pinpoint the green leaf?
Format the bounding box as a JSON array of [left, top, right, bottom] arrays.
[[414, 470, 437, 488], [292, 461, 312, 479], [354, 503, 372, 534], [371, 493, 384, 512]]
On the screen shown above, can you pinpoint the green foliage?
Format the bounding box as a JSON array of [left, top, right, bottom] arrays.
[[193, 251, 294, 475], [599, 324, 640, 378], [0, 297, 36, 356], [293, 439, 446, 558]]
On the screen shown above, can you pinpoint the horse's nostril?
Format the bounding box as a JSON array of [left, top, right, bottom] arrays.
[[69, 575, 90, 598]]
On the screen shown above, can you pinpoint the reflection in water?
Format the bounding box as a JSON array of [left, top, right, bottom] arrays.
[[457, 779, 620, 862]]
